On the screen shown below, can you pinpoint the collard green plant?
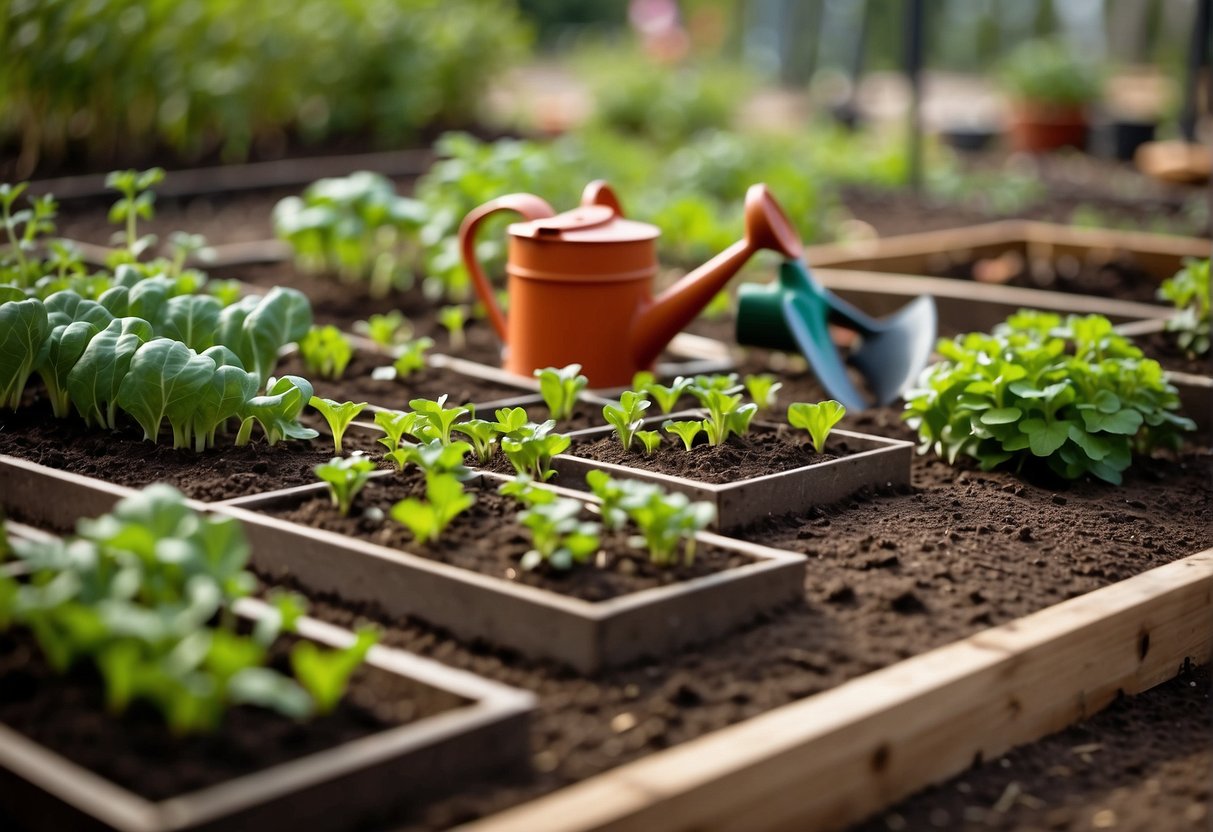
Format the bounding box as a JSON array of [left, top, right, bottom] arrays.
[[68, 317, 156, 429], [298, 325, 354, 380], [1158, 258, 1210, 358], [787, 400, 847, 454], [315, 455, 377, 516], [390, 473, 474, 545], [310, 398, 368, 454], [603, 391, 651, 451], [535, 363, 588, 421], [517, 499, 601, 571], [903, 311, 1194, 484], [0, 297, 50, 409]]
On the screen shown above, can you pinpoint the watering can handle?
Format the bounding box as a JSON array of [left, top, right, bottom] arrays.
[[458, 194, 555, 341]]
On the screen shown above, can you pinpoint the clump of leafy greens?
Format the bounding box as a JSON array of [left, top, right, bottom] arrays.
[[1158, 258, 1210, 358], [315, 454, 377, 516], [298, 325, 354, 380], [535, 363, 588, 422], [585, 470, 716, 566], [903, 311, 1194, 483]]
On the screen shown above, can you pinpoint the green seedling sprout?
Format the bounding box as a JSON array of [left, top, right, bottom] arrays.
[[498, 474, 557, 507], [385, 438, 473, 479], [105, 168, 164, 263], [663, 419, 704, 451], [639, 375, 692, 415], [518, 498, 601, 571], [291, 626, 380, 714], [207, 279, 244, 307], [453, 418, 500, 463], [309, 397, 367, 453], [603, 390, 651, 451], [744, 373, 782, 411], [374, 409, 423, 453], [390, 473, 474, 544], [692, 372, 741, 392], [438, 304, 468, 350], [535, 363, 588, 421], [501, 421, 569, 482], [636, 430, 662, 455], [584, 469, 629, 530], [1158, 257, 1210, 357], [356, 310, 413, 348], [314, 454, 376, 515], [689, 383, 756, 446], [235, 375, 320, 447], [390, 336, 433, 379], [787, 400, 846, 453], [167, 231, 211, 277], [584, 472, 715, 566], [298, 325, 354, 380], [409, 394, 470, 446], [492, 406, 530, 437]]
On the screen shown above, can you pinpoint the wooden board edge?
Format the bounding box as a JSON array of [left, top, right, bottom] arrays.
[[458, 549, 1213, 832]]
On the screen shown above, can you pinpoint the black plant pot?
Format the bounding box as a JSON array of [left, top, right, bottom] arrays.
[[940, 126, 997, 153]]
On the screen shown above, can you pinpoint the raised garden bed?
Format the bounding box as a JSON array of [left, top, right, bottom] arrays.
[[0, 523, 534, 832]]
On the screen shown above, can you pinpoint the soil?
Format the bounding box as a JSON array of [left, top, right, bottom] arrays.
[[0, 624, 456, 803], [852, 664, 1212, 832], [938, 251, 1162, 305], [264, 474, 750, 602], [0, 397, 390, 508], [265, 421, 1211, 830], [566, 423, 842, 485], [1138, 330, 1212, 378], [275, 350, 526, 412]]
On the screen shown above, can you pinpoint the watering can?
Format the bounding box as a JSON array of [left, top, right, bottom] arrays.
[[459, 180, 803, 387]]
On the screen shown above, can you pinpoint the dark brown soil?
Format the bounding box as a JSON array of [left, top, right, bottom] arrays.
[[0, 624, 457, 802], [265, 474, 749, 602], [276, 350, 527, 411], [567, 423, 841, 485], [269, 422, 1211, 830], [0, 398, 390, 507], [1138, 330, 1212, 378], [852, 664, 1212, 832], [936, 251, 1163, 304]]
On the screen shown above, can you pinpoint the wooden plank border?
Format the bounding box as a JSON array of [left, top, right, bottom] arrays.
[[460, 548, 1213, 832]]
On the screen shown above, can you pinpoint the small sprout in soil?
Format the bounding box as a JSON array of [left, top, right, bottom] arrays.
[[356, 310, 413, 348], [518, 499, 601, 571], [453, 418, 499, 463], [207, 279, 244, 307], [604, 390, 652, 451], [492, 406, 530, 437], [309, 397, 367, 454], [1158, 257, 1210, 358], [391, 472, 474, 544], [390, 336, 433, 379], [439, 304, 469, 350], [689, 382, 756, 446], [744, 373, 782, 411], [535, 363, 588, 421], [291, 626, 380, 715], [638, 375, 692, 415], [315, 454, 376, 516], [389, 438, 473, 480], [409, 394, 470, 446], [787, 400, 846, 454], [584, 469, 629, 530], [501, 420, 569, 482], [692, 372, 741, 392], [498, 474, 557, 507], [105, 167, 165, 264], [636, 429, 662, 455], [663, 419, 704, 451], [585, 471, 715, 566], [374, 409, 423, 453], [236, 375, 320, 447], [298, 325, 353, 380]]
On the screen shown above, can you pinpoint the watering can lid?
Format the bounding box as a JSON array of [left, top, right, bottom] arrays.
[[509, 204, 659, 244]]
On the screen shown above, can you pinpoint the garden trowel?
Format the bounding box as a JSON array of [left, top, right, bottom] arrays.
[[735, 259, 936, 412]]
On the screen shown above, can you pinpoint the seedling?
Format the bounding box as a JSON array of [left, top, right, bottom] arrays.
[[374, 409, 423, 454], [535, 363, 588, 421], [236, 375, 320, 447], [1158, 257, 1210, 357], [314, 454, 376, 516], [744, 373, 782, 411], [636, 430, 662, 455], [386, 438, 473, 480], [498, 474, 557, 507], [585, 472, 715, 566], [638, 375, 692, 415], [439, 304, 468, 350], [390, 473, 474, 544], [453, 418, 500, 463], [663, 419, 704, 451], [391, 336, 434, 379], [410, 394, 470, 445], [583, 469, 629, 530], [492, 406, 530, 437], [501, 421, 569, 482], [690, 383, 757, 446], [298, 325, 354, 379], [207, 279, 244, 307], [603, 391, 651, 451], [105, 168, 164, 263], [356, 310, 413, 347], [309, 397, 368, 453], [787, 400, 846, 453], [291, 626, 379, 714], [517, 499, 601, 571]]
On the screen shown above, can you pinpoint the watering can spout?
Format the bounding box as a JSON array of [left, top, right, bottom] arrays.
[[631, 183, 804, 370]]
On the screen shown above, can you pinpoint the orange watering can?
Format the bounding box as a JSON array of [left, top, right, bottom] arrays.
[[459, 181, 803, 387]]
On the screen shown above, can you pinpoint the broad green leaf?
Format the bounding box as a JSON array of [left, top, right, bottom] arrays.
[[0, 298, 50, 409], [116, 338, 215, 444], [160, 294, 222, 352], [67, 317, 155, 428], [979, 407, 1022, 425], [38, 321, 99, 417]]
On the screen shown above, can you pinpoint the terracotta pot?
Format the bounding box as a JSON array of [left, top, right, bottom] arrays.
[[1007, 100, 1089, 153]]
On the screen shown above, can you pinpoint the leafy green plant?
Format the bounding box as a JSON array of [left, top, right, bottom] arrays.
[[438, 304, 468, 350], [603, 391, 651, 451], [291, 626, 379, 714], [636, 430, 662, 455], [309, 398, 368, 454], [410, 395, 470, 446], [0, 485, 374, 733], [689, 381, 757, 446], [517, 499, 601, 571], [744, 374, 782, 411], [374, 409, 422, 454], [0, 297, 49, 409], [1, 183, 62, 287], [497, 474, 556, 507], [390, 337, 434, 379], [787, 400, 847, 454], [636, 374, 691, 415], [390, 473, 474, 545], [298, 325, 354, 380], [385, 439, 473, 480], [1158, 258, 1210, 357], [492, 406, 530, 437], [356, 311, 413, 348], [314, 454, 376, 516], [998, 39, 1102, 106], [500, 421, 569, 482], [904, 311, 1194, 484], [452, 418, 500, 463], [105, 169, 165, 264], [236, 375, 321, 447], [663, 419, 704, 451], [535, 363, 588, 421], [584, 471, 715, 566]]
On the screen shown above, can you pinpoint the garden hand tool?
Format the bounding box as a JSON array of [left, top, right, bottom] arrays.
[[735, 258, 937, 412]]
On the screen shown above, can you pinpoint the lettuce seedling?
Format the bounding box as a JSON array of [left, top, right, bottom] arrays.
[[584, 472, 715, 566], [584, 469, 629, 530], [1158, 257, 1209, 358], [356, 310, 413, 347], [636, 430, 662, 455], [236, 375, 321, 446], [663, 419, 704, 451], [386, 438, 473, 479], [787, 400, 846, 453], [298, 325, 354, 380], [390, 336, 434, 379], [501, 421, 569, 481], [744, 374, 782, 411], [517, 498, 601, 571], [0, 298, 50, 409], [439, 304, 468, 350], [690, 383, 757, 446], [410, 394, 470, 445], [639, 375, 692, 414], [310, 397, 368, 453], [453, 418, 500, 463], [105, 168, 164, 264], [535, 363, 588, 421], [390, 473, 474, 544], [291, 626, 379, 714], [603, 391, 651, 451], [498, 474, 557, 507], [692, 372, 742, 392], [374, 409, 424, 453], [314, 455, 376, 516], [492, 406, 530, 437], [904, 311, 1194, 483]]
